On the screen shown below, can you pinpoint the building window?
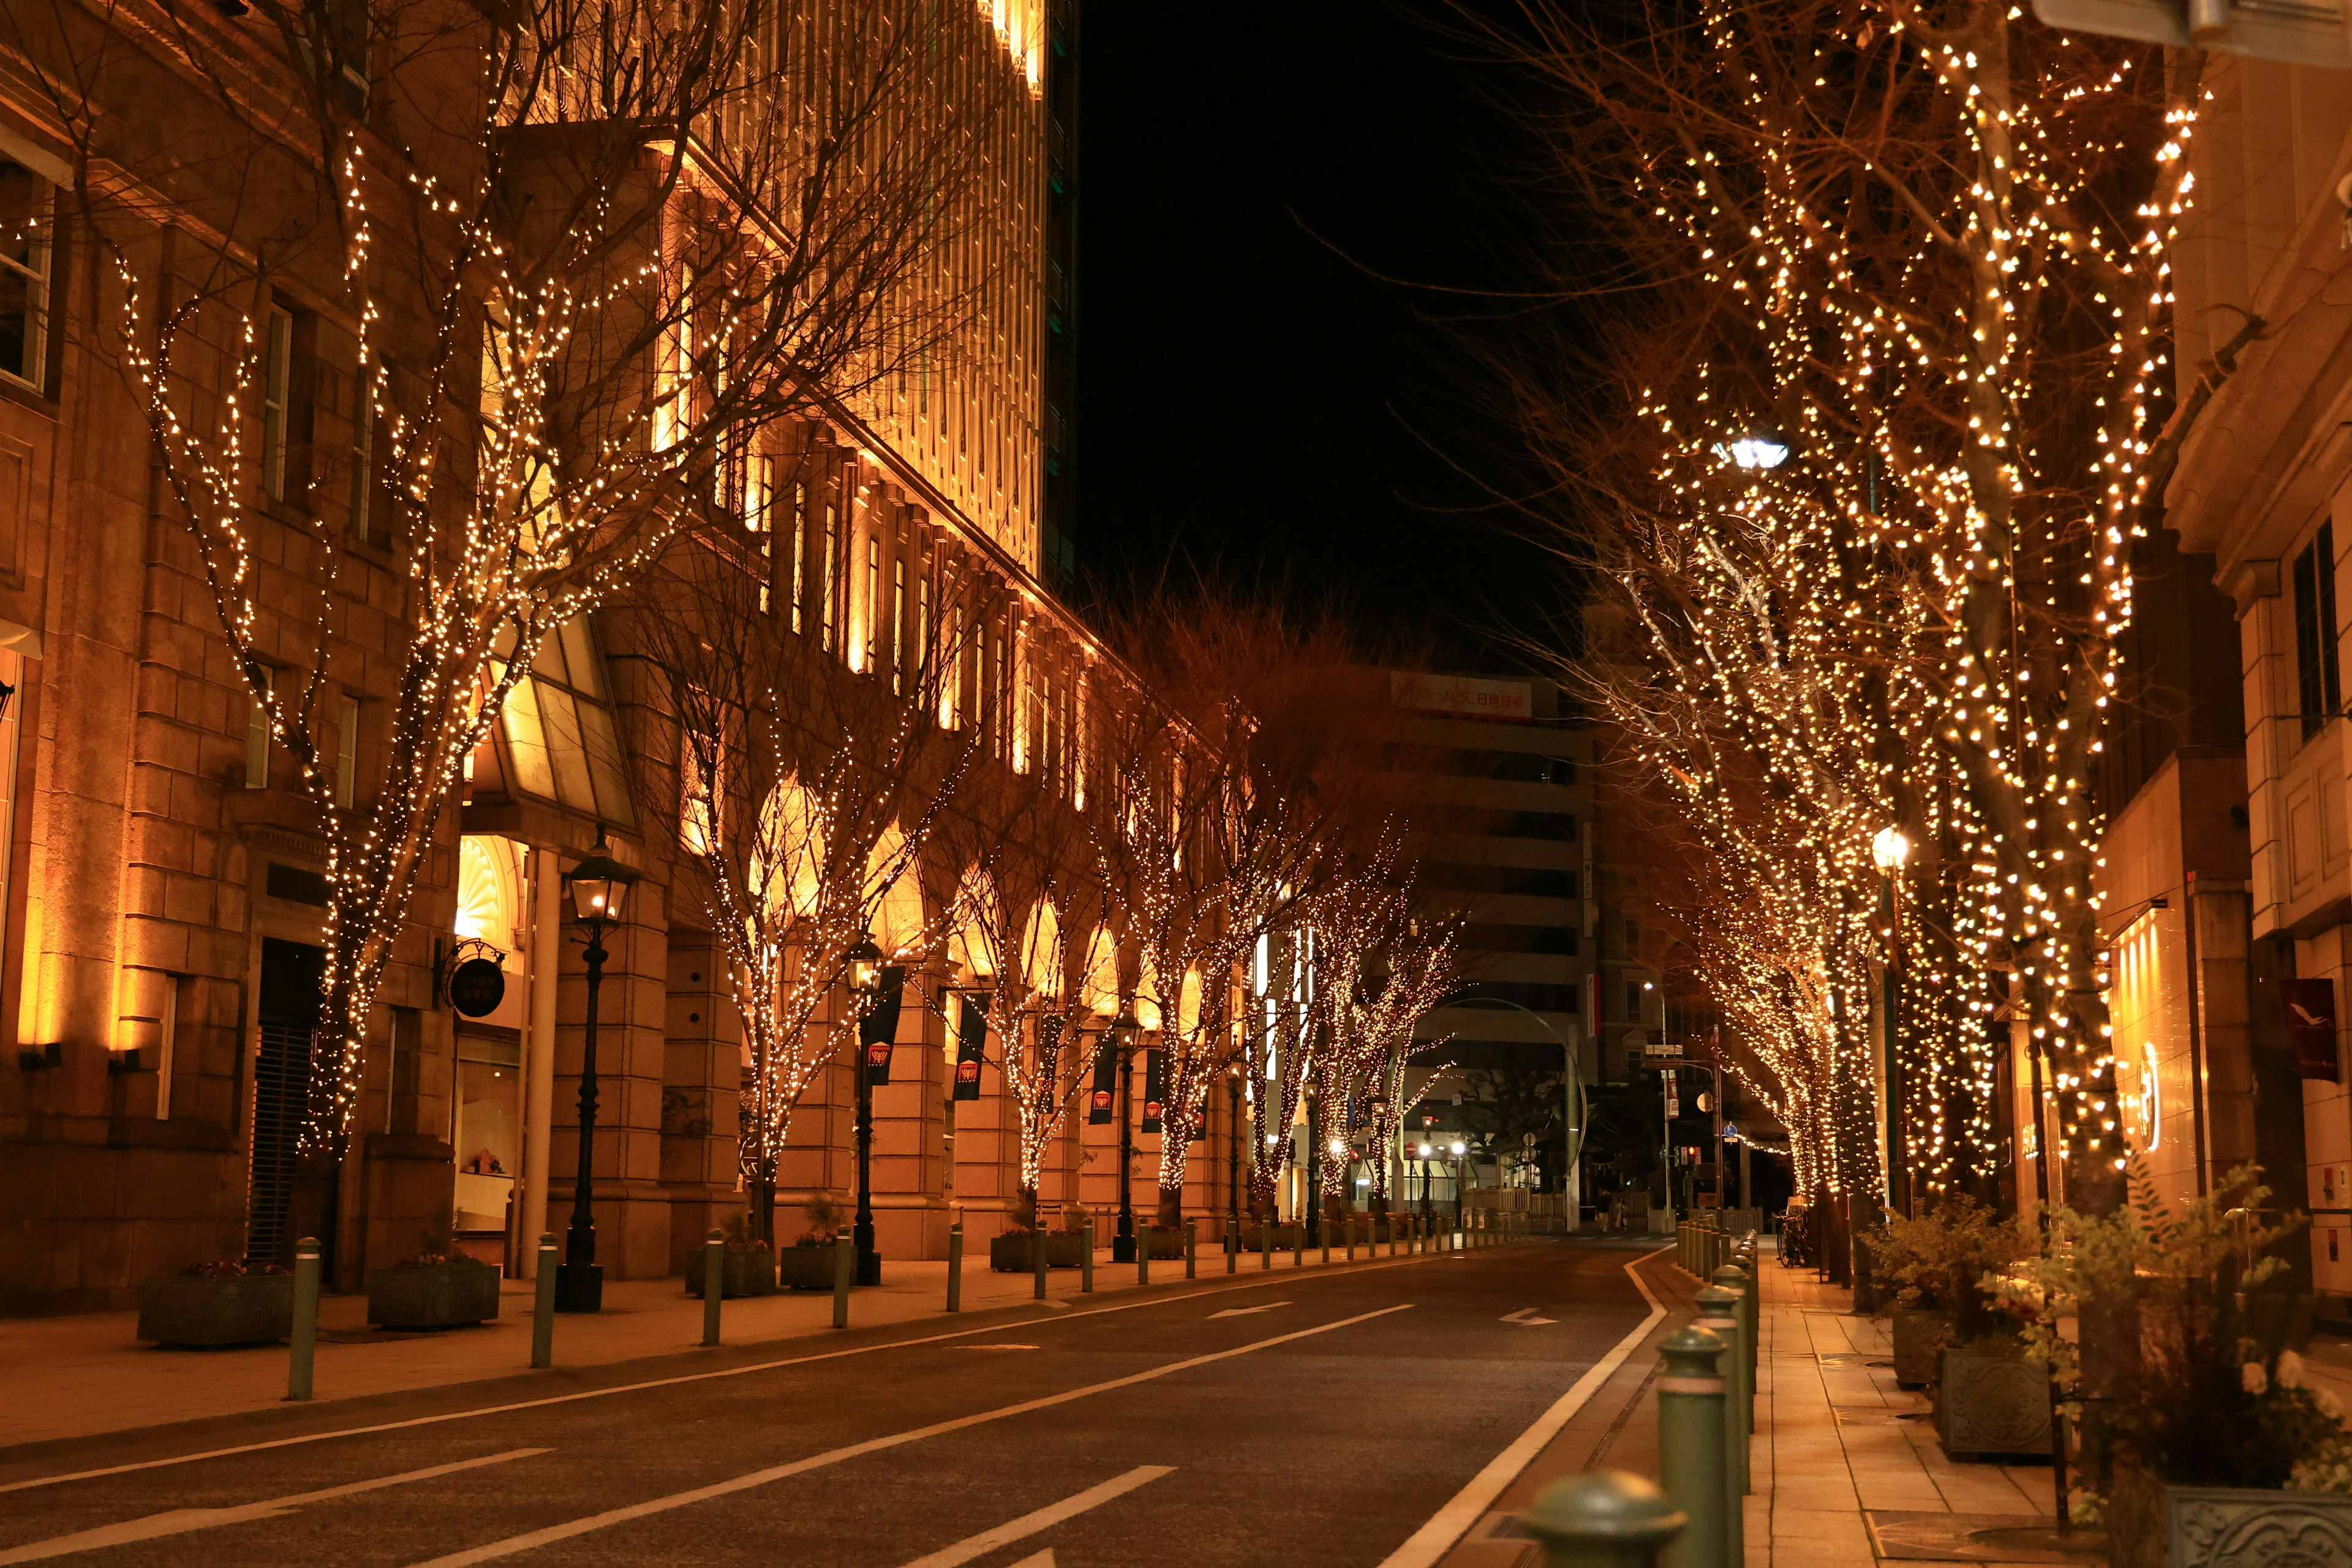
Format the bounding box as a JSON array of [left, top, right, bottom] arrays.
[[791, 481, 807, 636], [335, 695, 361, 809], [0, 160, 51, 393], [262, 306, 293, 502], [494, 619, 635, 825], [246, 669, 273, 790], [822, 503, 839, 654], [865, 535, 880, 673], [1625, 982, 1642, 1023], [2294, 521, 2340, 742], [892, 557, 907, 695], [349, 386, 374, 543]]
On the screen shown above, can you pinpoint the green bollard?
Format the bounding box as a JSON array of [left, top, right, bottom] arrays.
[[1262, 1218, 1273, 1270], [1033, 1224, 1049, 1302], [1389, 1218, 1398, 1257], [1293, 1222, 1304, 1269], [1226, 1221, 1238, 1275], [1346, 1221, 1356, 1262], [1082, 1217, 1095, 1293], [947, 1223, 964, 1313], [832, 1234, 854, 1329], [1185, 1221, 1197, 1280], [1696, 1284, 1751, 1534], [1517, 1469, 1687, 1568], [531, 1234, 557, 1368], [1656, 1326, 1730, 1568], [1716, 1262, 1757, 1423], [1138, 1230, 1151, 1288], [701, 1228, 725, 1348], [287, 1236, 320, 1403]]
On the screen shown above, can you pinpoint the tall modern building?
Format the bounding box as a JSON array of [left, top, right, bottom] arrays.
[[0, 0, 1166, 1316]]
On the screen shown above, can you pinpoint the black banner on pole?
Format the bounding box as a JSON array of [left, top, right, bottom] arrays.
[[1142, 1049, 1164, 1134], [1088, 1038, 1117, 1124], [953, 995, 987, 1101], [862, 966, 907, 1086]]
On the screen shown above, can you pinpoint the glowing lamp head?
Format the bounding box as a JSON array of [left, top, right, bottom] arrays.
[[565, 826, 638, 926], [1724, 426, 1790, 470], [1417, 1143, 1434, 1158], [1871, 826, 1912, 872], [1112, 1005, 1142, 1052], [846, 934, 884, 997], [1328, 1138, 1347, 1158], [1450, 1141, 1466, 1156]]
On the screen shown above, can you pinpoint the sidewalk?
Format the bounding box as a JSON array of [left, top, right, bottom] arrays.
[[0, 1238, 1366, 1454], [1443, 1242, 2062, 1568]]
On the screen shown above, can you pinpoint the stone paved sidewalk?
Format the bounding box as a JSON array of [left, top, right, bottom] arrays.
[[0, 1239, 1369, 1453]]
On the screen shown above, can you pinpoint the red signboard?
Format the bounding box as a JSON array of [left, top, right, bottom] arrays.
[[2286, 978, 2341, 1082]]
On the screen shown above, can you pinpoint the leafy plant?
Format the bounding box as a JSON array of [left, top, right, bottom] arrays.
[[1989, 1163, 2337, 1496], [722, 1213, 771, 1251], [799, 1191, 846, 1246], [179, 1259, 288, 1278], [1001, 1188, 1040, 1237], [1866, 1193, 2027, 1338]]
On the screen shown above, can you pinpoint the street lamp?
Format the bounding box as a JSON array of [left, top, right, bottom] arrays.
[[1871, 826, 1911, 1223], [1722, 424, 1790, 470], [846, 933, 884, 1286], [1225, 1064, 1243, 1262], [1110, 1005, 1140, 1264], [1450, 1140, 1468, 1229], [556, 826, 638, 1313]]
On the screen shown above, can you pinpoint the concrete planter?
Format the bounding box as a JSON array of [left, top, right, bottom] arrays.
[[684, 1249, 778, 1299], [988, 1232, 1086, 1272], [366, 1261, 502, 1328], [2109, 1463, 2352, 1568], [137, 1272, 293, 1347], [1240, 1224, 1305, 1251], [777, 1245, 837, 1291], [1142, 1227, 1187, 1261], [1891, 1308, 1956, 1388], [1934, 1341, 2052, 1460]]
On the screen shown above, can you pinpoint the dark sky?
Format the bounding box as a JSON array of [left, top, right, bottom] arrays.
[[1072, 1, 1566, 671]]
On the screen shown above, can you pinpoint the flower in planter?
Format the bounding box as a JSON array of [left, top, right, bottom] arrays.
[[179, 1260, 288, 1278], [799, 1191, 847, 1246]]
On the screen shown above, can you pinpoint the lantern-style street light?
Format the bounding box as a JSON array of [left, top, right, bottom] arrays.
[[556, 826, 638, 1314], [1110, 1005, 1140, 1264], [1225, 1063, 1243, 1264], [1871, 826, 1912, 1221], [846, 933, 885, 1286]]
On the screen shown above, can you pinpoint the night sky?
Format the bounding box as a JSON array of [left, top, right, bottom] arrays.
[[1072, 2, 1567, 670]]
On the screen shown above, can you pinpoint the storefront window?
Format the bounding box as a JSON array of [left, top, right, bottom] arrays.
[[454, 1033, 521, 1233]]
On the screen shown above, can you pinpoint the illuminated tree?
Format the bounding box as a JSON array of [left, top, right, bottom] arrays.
[[31, 0, 998, 1197], [1491, 0, 2233, 1205], [624, 528, 984, 1243]]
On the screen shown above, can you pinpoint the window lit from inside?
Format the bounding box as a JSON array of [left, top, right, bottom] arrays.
[[0, 160, 50, 393], [2294, 521, 2340, 743], [478, 620, 635, 824]]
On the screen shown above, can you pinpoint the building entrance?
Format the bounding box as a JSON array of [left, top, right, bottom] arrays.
[[247, 937, 326, 1265]]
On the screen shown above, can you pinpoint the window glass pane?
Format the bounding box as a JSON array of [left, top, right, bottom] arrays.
[[559, 618, 605, 699], [0, 266, 30, 386], [578, 699, 635, 826], [538, 685, 597, 811], [501, 678, 557, 798], [530, 628, 568, 685]]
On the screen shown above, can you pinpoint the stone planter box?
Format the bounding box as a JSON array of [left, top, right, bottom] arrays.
[[1935, 1342, 2052, 1460], [137, 1272, 293, 1347], [778, 1245, 839, 1291], [1240, 1224, 1305, 1251], [367, 1261, 502, 1329], [1142, 1228, 1187, 1261], [684, 1250, 778, 1299], [2109, 1463, 2352, 1568], [1891, 1308, 1956, 1388], [988, 1232, 1087, 1272]]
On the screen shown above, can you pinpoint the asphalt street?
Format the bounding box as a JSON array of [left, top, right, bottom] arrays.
[[0, 1237, 1660, 1568]]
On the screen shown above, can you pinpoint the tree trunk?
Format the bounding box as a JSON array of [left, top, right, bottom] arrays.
[[1156, 1185, 1182, 1231]]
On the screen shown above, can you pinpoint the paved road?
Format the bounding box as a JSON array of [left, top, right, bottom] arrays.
[[0, 1238, 1660, 1568]]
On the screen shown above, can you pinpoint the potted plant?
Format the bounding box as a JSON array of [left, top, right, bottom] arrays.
[[137, 1259, 293, 1347], [1142, 1224, 1188, 1261], [778, 1193, 846, 1290], [368, 1223, 501, 1329], [1867, 1194, 2026, 1388], [1994, 1164, 2352, 1562], [685, 1215, 779, 1298]]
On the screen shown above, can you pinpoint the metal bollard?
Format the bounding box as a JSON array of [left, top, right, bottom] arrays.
[[1082, 1217, 1095, 1293], [1716, 1262, 1756, 1417], [1293, 1223, 1304, 1269], [832, 1234, 854, 1329], [1321, 1221, 1332, 1267], [1185, 1221, 1197, 1280], [1517, 1469, 1687, 1568], [947, 1223, 965, 1313], [1389, 1218, 1398, 1257], [1138, 1230, 1151, 1288], [1696, 1284, 1751, 1532], [1262, 1219, 1273, 1271], [531, 1234, 557, 1368], [1346, 1221, 1356, 1262], [1226, 1220, 1238, 1275], [1033, 1224, 1049, 1302], [701, 1229, 725, 1348], [287, 1236, 320, 1403], [1656, 1326, 1730, 1568]]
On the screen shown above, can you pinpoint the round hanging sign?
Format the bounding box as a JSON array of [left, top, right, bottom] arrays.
[[449, 956, 507, 1018]]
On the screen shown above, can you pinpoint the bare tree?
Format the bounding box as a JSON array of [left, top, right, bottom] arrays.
[[24, 0, 996, 1219]]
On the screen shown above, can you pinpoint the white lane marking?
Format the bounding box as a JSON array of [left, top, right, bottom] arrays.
[[1376, 1246, 1670, 1568], [1, 1252, 1447, 1496], [1008, 1553, 1054, 1568], [892, 1465, 1173, 1568], [407, 1306, 1412, 1567], [0, 1449, 546, 1564], [1499, 1308, 1558, 1326], [956, 1344, 1040, 1352], [1207, 1301, 1290, 1319]]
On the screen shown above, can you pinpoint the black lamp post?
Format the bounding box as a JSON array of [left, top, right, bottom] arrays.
[[1303, 1085, 1322, 1246], [846, 933, 884, 1287], [1110, 1005, 1139, 1264], [556, 826, 638, 1314], [1225, 1065, 1243, 1255]]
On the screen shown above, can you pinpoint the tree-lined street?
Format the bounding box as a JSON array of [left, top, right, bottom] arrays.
[[0, 1240, 1655, 1567]]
